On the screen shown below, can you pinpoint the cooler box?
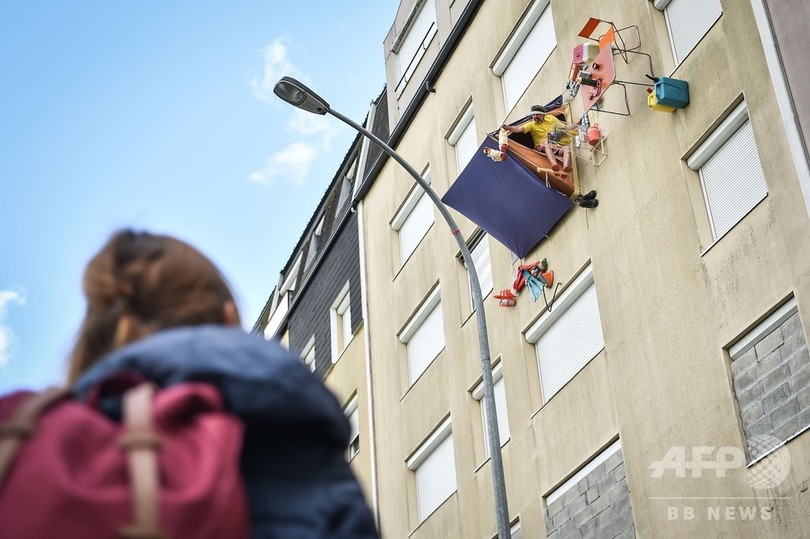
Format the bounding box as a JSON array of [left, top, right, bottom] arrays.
[[654, 77, 689, 108]]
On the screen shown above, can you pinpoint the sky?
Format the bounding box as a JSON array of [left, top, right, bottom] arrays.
[[0, 1, 399, 392]]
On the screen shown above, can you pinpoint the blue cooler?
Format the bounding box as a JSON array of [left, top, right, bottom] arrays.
[[654, 77, 689, 109]]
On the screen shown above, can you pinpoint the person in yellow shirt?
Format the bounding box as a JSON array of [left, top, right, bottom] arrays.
[[501, 104, 578, 173]]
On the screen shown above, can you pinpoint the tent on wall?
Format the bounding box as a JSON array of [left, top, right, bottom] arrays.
[[441, 136, 574, 260]]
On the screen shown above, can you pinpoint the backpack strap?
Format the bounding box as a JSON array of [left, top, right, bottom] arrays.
[[0, 387, 70, 491], [118, 383, 168, 539]]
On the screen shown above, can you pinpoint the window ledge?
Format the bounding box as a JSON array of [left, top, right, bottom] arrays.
[[461, 290, 495, 328], [699, 194, 768, 257], [331, 335, 357, 365], [473, 438, 511, 474], [747, 423, 810, 468], [400, 348, 446, 401], [530, 348, 604, 419], [407, 491, 458, 537]]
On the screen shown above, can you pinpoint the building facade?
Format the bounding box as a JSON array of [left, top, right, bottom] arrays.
[[258, 0, 810, 537], [252, 107, 388, 513]]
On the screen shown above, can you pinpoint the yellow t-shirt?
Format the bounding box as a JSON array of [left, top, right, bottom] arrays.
[[522, 114, 571, 147]]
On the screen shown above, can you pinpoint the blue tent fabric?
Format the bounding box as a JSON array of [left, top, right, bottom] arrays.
[[441, 137, 574, 259]]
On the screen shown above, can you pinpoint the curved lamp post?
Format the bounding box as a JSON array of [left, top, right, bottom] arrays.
[[274, 76, 510, 538]]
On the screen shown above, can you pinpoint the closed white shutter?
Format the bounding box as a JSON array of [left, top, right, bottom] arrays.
[[303, 342, 316, 372], [470, 236, 493, 307], [347, 404, 360, 460], [700, 120, 767, 240], [407, 302, 445, 383], [399, 191, 434, 263], [396, 0, 437, 84], [494, 377, 509, 446], [665, 0, 722, 63], [536, 281, 604, 402], [455, 116, 478, 173], [482, 376, 510, 454], [501, 1, 555, 113], [473, 365, 510, 455], [337, 292, 352, 349], [415, 432, 457, 521]]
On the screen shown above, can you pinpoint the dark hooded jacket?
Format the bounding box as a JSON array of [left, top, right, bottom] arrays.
[[74, 325, 379, 539]]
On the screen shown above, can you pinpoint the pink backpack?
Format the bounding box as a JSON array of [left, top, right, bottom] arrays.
[[0, 382, 250, 539]]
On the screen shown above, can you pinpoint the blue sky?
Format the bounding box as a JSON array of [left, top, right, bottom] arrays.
[[0, 1, 398, 392]]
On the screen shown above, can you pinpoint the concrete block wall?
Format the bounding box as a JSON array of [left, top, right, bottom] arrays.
[[544, 449, 635, 539], [731, 313, 810, 460], [731, 312, 810, 460]]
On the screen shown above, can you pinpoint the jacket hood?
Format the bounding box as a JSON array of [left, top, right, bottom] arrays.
[[73, 325, 349, 448]]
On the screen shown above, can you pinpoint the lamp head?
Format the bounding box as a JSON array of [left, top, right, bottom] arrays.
[[273, 77, 330, 115]]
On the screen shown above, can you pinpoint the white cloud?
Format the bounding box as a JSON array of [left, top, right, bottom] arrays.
[[248, 142, 318, 187], [251, 38, 307, 103], [0, 289, 26, 368], [249, 38, 344, 186], [286, 109, 343, 150]]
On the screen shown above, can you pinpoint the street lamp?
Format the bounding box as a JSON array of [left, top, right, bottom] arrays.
[[274, 76, 510, 538]]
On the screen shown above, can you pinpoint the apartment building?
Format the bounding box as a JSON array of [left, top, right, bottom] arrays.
[[258, 0, 810, 537]]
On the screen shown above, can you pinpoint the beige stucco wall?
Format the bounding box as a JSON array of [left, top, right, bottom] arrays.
[[363, 0, 810, 537], [319, 324, 376, 511]]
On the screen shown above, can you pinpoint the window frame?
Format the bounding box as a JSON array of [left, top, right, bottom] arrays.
[[406, 417, 457, 523], [330, 282, 353, 362], [393, 0, 438, 92], [545, 439, 622, 505], [525, 264, 605, 403], [300, 336, 316, 373], [399, 285, 445, 384], [304, 216, 325, 269], [472, 362, 510, 457], [492, 0, 556, 114], [467, 232, 494, 310], [656, 0, 722, 66], [729, 297, 798, 361], [687, 101, 768, 245], [391, 167, 434, 266], [448, 104, 477, 174], [728, 297, 807, 463], [344, 395, 360, 461]]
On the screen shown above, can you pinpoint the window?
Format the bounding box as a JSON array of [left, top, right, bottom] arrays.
[[544, 440, 634, 537], [330, 283, 353, 362], [301, 336, 316, 373], [400, 286, 444, 384], [337, 175, 352, 210], [729, 297, 809, 461], [394, 0, 437, 91], [492, 0, 556, 113], [687, 102, 767, 242], [305, 217, 326, 268], [472, 363, 510, 456], [468, 233, 493, 308], [391, 167, 434, 265], [656, 0, 722, 64], [526, 265, 604, 403], [344, 396, 360, 461], [489, 521, 523, 539], [448, 105, 477, 173], [407, 418, 457, 523]]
